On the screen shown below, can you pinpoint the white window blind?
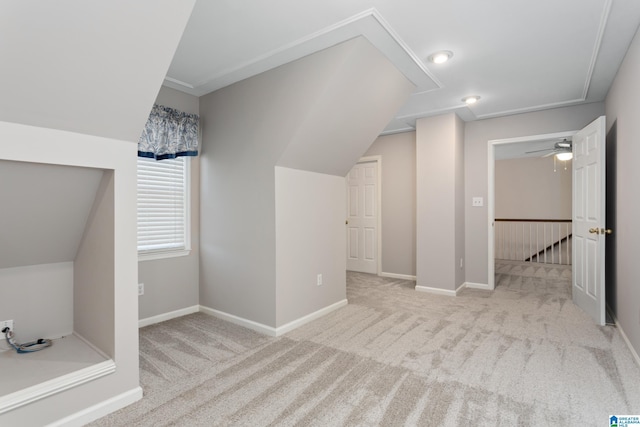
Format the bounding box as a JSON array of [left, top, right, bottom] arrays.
[[137, 156, 189, 256]]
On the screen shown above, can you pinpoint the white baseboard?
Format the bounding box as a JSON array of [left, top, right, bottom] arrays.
[[275, 299, 348, 336], [607, 306, 640, 368], [379, 272, 416, 281], [0, 359, 116, 416], [199, 305, 277, 336], [45, 386, 142, 427], [415, 282, 468, 297], [463, 282, 491, 290], [200, 299, 349, 337], [415, 285, 457, 297], [139, 305, 200, 328]]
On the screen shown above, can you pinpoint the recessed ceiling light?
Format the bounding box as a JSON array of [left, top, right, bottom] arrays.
[[428, 51, 453, 64], [462, 96, 481, 105]]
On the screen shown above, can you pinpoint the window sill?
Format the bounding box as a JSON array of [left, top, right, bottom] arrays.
[[138, 249, 191, 262]]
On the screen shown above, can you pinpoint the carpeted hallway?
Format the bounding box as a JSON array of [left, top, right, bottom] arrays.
[[91, 261, 640, 426]]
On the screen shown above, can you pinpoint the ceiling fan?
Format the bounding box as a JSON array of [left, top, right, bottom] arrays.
[[525, 139, 573, 160]]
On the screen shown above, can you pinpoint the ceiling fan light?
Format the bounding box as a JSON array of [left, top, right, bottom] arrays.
[[556, 152, 573, 161]]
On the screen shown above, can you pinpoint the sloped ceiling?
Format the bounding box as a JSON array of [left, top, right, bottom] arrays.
[[276, 37, 414, 176], [0, 160, 103, 269], [165, 0, 640, 134], [0, 1, 196, 142]]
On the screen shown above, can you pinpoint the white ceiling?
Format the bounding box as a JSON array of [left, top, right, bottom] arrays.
[[165, 0, 640, 135]]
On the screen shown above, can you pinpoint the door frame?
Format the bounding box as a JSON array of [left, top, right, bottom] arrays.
[[348, 155, 382, 275], [487, 130, 577, 290]]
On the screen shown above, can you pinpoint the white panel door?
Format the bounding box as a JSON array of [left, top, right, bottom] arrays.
[[346, 161, 378, 273], [573, 116, 607, 325]]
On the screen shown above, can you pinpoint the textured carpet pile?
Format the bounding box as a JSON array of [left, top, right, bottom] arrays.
[[91, 261, 640, 426]]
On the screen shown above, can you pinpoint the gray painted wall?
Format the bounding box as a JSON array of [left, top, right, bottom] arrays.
[[0, 160, 103, 269], [0, 161, 102, 344], [275, 167, 346, 327], [198, 42, 337, 326], [199, 37, 412, 327], [416, 113, 465, 291], [495, 157, 572, 219], [276, 38, 415, 176], [0, 262, 73, 346], [464, 102, 605, 286], [605, 25, 640, 358], [74, 171, 115, 357], [138, 86, 200, 320], [364, 132, 416, 277]]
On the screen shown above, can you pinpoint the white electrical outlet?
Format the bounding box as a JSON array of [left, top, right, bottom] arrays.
[[138, 283, 144, 296], [317, 274, 323, 286], [1, 319, 14, 332], [460, 258, 464, 269]]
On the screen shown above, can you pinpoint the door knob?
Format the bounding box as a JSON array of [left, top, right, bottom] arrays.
[[345, 220, 349, 225], [588, 228, 613, 235]]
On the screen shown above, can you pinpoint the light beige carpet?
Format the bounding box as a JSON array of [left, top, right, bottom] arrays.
[[91, 261, 640, 426]]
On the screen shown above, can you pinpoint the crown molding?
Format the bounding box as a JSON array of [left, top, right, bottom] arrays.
[[163, 8, 439, 97], [582, 0, 613, 100]]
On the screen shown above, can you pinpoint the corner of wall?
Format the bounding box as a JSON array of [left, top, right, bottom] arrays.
[[74, 170, 115, 357], [455, 114, 466, 288], [604, 26, 640, 362], [416, 113, 460, 291]]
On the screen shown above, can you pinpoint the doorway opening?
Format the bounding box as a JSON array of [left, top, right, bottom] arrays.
[[487, 131, 577, 290], [346, 156, 381, 275]]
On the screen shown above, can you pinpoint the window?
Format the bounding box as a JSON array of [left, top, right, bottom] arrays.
[[137, 156, 190, 260]]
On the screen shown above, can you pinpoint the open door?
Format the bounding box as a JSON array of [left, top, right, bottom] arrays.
[[573, 116, 609, 325]]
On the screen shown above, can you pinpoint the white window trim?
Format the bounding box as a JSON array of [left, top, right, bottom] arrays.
[[137, 156, 192, 262], [138, 248, 191, 262]]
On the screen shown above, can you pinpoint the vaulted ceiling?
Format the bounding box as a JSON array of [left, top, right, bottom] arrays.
[[0, 1, 196, 142], [165, 0, 640, 134]]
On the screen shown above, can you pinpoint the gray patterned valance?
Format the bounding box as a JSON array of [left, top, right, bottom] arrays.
[[138, 104, 199, 160]]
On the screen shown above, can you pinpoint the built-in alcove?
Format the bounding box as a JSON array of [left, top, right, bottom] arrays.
[[0, 121, 139, 426], [0, 160, 116, 414]]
